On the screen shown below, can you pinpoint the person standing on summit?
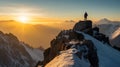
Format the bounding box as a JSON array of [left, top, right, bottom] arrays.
[[84, 12, 88, 20]]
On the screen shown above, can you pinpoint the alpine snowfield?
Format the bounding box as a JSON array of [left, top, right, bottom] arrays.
[[78, 31, 120, 67]]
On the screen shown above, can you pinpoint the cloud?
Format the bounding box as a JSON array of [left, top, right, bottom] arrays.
[[64, 20, 75, 23], [0, 20, 14, 23], [0, 5, 45, 16]]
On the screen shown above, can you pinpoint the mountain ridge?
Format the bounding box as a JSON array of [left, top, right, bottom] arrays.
[[38, 20, 120, 67], [0, 31, 43, 67], [45, 31, 120, 67]]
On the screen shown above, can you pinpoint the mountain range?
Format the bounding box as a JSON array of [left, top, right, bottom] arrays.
[[94, 18, 120, 47]]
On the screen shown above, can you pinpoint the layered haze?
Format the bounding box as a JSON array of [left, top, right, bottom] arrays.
[[0, 20, 75, 48], [0, 18, 120, 48]]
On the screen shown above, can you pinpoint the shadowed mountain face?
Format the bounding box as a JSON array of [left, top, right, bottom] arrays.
[[95, 19, 120, 47], [95, 18, 120, 37], [0, 31, 43, 67]]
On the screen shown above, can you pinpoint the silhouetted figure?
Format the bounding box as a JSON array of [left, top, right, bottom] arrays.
[[84, 12, 88, 20]]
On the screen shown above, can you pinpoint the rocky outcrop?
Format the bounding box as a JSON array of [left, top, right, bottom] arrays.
[[40, 20, 113, 67], [73, 20, 93, 35], [92, 27, 111, 45], [43, 30, 80, 66], [41, 29, 99, 67], [113, 46, 120, 51]]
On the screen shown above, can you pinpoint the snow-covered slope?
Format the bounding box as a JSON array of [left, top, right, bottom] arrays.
[[22, 43, 44, 61], [46, 32, 120, 67], [95, 18, 120, 38], [45, 48, 90, 67], [96, 18, 112, 24], [79, 32, 120, 67], [97, 24, 120, 38]]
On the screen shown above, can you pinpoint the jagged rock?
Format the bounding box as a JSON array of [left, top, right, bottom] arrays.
[[42, 30, 85, 66], [92, 27, 99, 33], [73, 20, 93, 35], [42, 29, 99, 67], [0, 31, 44, 67], [113, 46, 120, 51], [82, 40, 99, 67]]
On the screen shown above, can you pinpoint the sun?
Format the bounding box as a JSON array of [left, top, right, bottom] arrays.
[[18, 16, 28, 23]]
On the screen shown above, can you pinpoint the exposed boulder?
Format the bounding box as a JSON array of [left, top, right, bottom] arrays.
[[73, 20, 93, 35], [73, 20, 110, 45]]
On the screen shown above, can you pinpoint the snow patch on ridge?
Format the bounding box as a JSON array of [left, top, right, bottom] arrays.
[[22, 43, 44, 61], [45, 48, 90, 67]]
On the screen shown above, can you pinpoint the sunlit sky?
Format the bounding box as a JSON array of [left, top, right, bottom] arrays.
[[0, 0, 120, 23]]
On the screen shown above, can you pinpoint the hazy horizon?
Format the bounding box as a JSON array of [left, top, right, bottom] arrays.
[[0, 0, 120, 48]]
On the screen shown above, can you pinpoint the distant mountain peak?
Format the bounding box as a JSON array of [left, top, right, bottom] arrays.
[[97, 18, 112, 24], [103, 18, 110, 20]]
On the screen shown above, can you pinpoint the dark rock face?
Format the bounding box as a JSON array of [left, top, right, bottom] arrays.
[[42, 30, 83, 66], [0, 31, 35, 67], [92, 27, 111, 45], [92, 27, 99, 33], [113, 46, 120, 51], [42, 30, 80, 66], [73, 20, 93, 35]]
